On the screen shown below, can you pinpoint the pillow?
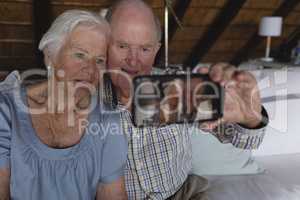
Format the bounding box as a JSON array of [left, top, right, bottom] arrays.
[[190, 127, 265, 176]]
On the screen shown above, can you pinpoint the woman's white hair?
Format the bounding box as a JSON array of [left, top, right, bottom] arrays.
[[39, 9, 110, 61]]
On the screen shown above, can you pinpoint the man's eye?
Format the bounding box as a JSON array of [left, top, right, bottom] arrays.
[[142, 47, 151, 52], [74, 52, 85, 59], [118, 44, 128, 49], [95, 58, 105, 65]]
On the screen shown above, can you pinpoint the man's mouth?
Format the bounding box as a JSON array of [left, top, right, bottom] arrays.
[[121, 68, 138, 76]]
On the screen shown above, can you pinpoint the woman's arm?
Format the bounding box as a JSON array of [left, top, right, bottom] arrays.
[[0, 167, 10, 200], [96, 177, 127, 200]]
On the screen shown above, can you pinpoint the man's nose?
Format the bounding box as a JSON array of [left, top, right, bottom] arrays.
[[125, 48, 139, 67]]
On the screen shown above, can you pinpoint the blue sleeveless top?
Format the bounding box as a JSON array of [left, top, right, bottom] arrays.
[[0, 82, 127, 200]]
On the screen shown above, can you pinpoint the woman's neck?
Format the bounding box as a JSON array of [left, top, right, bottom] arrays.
[[27, 80, 91, 114]]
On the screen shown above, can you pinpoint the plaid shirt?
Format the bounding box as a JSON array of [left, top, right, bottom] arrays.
[[118, 106, 266, 200], [102, 70, 267, 200], [120, 106, 192, 199]]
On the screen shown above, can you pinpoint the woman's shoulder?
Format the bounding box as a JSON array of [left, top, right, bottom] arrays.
[[0, 71, 21, 102], [0, 71, 20, 93], [0, 71, 24, 118]]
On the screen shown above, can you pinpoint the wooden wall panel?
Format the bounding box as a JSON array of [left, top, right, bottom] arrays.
[[221, 24, 256, 40], [169, 53, 188, 64], [243, 0, 281, 9], [209, 39, 246, 53], [51, 0, 163, 9], [284, 12, 300, 26], [231, 9, 273, 25], [182, 8, 220, 26], [190, 0, 227, 8], [1, 0, 300, 68], [0, 2, 32, 23], [169, 40, 195, 54], [201, 52, 234, 63], [172, 27, 207, 41], [0, 56, 36, 69], [0, 24, 33, 39], [282, 25, 299, 38], [0, 41, 33, 56], [51, 0, 110, 5]]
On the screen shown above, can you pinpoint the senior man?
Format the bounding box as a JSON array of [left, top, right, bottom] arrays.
[[103, 0, 268, 199]]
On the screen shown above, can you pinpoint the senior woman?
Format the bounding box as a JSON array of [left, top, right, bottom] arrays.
[[0, 10, 127, 200]]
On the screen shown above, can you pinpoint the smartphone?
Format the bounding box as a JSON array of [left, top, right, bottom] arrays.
[[132, 73, 224, 127]]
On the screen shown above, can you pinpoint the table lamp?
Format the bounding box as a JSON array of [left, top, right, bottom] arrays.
[[258, 16, 283, 62]]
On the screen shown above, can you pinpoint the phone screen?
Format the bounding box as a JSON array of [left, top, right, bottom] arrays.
[[132, 74, 224, 127]]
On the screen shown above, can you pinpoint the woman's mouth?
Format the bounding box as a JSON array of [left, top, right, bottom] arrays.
[[74, 79, 93, 85]]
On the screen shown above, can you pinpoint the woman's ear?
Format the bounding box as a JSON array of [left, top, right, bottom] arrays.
[[43, 49, 52, 67]]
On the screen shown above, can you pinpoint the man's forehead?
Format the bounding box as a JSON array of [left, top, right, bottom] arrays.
[[110, 2, 156, 28], [111, 20, 157, 41], [110, 0, 154, 21], [107, 3, 161, 47]]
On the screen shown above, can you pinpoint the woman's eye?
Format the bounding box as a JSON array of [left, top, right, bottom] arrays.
[[74, 52, 85, 59]]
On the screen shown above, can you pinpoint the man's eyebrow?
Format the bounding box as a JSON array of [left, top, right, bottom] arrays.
[[114, 40, 155, 47], [142, 44, 155, 47]]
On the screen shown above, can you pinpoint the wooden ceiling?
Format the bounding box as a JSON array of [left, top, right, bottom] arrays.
[[1, 0, 300, 71]]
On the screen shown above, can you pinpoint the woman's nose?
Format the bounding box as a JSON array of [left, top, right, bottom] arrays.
[[82, 58, 97, 73]]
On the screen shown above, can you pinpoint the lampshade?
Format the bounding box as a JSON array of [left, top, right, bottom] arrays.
[[259, 16, 283, 36]]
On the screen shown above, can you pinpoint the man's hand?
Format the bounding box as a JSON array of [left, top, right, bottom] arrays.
[[196, 63, 262, 129]]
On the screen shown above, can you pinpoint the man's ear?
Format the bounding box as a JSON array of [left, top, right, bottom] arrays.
[[154, 42, 161, 55]]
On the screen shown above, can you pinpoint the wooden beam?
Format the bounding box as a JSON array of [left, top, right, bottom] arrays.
[[274, 25, 300, 62], [168, 0, 192, 42], [32, 0, 52, 68], [155, 0, 192, 66], [231, 0, 300, 65], [182, 0, 247, 68]]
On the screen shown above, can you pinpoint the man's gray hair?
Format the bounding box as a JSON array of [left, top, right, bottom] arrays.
[[39, 9, 110, 60], [105, 0, 162, 42]]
